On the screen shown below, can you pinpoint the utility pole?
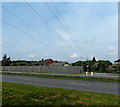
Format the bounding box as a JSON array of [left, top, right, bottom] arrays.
[[80, 57, 82, 73], [86, 64, 89, 72], [31, 57, 33, 72], [86, 58, 89, 75], [32, 59, 33, 72]]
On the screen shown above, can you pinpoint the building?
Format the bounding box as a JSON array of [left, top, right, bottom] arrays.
[[51, 62, 66, 66], [33, 59, 70, 66], [51, 61, 70, 66], [39, 59, 55, 66], [64, 64, 70, 66], [114, 59, 120, 64]]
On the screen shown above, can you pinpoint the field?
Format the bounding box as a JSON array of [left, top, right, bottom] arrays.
[[2, 82, 119, 106]]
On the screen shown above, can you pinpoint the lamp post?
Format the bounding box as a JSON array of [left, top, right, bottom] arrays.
[[86, 64, 89, 72], [80, 57, 82, 73], [30, 57, 33, 72], [86, 58, 89, 75]]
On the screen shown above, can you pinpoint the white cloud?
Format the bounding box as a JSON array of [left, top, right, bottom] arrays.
[[27, 54, 35, 58], [4, 2, 117, 63], [70, 53, 80, 58]]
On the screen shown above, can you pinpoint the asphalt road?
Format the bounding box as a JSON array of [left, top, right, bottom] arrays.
[[2, 71, 119, 79], [2, 74, 118, 95]]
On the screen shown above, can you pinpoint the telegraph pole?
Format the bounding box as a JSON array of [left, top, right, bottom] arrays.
[[80, 57, 82, 73], [86, 58, 89, 75]]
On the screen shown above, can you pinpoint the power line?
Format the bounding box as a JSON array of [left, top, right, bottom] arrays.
[[49, 2, 88, 58], [23, 0, 76, 53], [2, 19, 46, 45], [2, 2, 89, 60], [1, 5, 68, 55], [46, 2, 79, 51], [2, 19, 68, 56]]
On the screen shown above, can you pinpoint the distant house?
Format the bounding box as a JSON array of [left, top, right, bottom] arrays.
[[114, 59, 120, 64], [64, 64, 70, 66], [51, 62, 66, 66], [33, 59, 70, 66], [39, 59, 55, 66], [51, 61, 70, 66]]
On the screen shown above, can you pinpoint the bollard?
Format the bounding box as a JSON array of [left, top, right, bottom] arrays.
[[86, 72, 88, 75], [91, 72, 94, 76]]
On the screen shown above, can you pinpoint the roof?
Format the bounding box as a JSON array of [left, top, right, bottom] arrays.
[[114, 59, 120, 62], [51, 62, 66, 66], [40, 59, 54, 65]]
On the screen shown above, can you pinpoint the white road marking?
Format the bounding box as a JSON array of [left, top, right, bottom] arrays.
[[23, 78, 31, 80], [69, 83, 89, 86]]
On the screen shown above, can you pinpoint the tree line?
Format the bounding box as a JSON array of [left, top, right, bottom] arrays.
[[2, 55, 120, 72], [2, 54, 39, 66], [72, 57, 120, 73]]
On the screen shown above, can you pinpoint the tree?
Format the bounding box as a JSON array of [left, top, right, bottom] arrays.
[[2, 54, 11, 66], [72, 61, 81, 66], [97, 60, 112, 72], [2, 54, 7, 62], [92, 57, 97, 62], [72, 59, 113, 72], [112, 64, 120, 72], [91, 63, 98, 71]]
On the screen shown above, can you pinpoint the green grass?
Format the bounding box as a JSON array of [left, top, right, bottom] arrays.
[[2, 82, 119, 106], [2, 72, 119, 83]]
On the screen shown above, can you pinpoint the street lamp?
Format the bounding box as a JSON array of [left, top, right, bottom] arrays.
[[79, 57, 82, 73], [86, 64, 89, 72]]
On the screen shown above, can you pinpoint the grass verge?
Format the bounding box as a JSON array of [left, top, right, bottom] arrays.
[[2, 72, 119, 83], [2, 82, 119, 106]]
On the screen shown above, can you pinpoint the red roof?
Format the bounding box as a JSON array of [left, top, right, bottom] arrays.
[[46, 60, 54, 65], [40, 59, 55, 65]]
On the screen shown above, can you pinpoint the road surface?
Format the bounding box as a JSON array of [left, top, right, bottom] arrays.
[[2, 71, 119, 79], [2, 74, 118, 95]]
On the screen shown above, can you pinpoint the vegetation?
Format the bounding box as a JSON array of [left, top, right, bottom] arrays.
[[2, 54, 41, 66], [2, 55, 120, 73], [72, 57, 120, 73], [92, 57, 97, 62], [2, 72, 119, 83], [2, 54, 11, 66], [112, 64, 120, 72], [2, 82, 119, 106]]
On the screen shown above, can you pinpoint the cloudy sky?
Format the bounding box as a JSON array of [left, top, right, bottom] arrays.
[[1, 2, 118, 63]]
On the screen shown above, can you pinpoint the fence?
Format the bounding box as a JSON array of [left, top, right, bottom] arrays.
[[0, 66, 2, 71], [2, 66, 82, 73]]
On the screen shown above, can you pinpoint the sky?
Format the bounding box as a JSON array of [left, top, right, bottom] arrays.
[[1, 1, 118, 63]]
